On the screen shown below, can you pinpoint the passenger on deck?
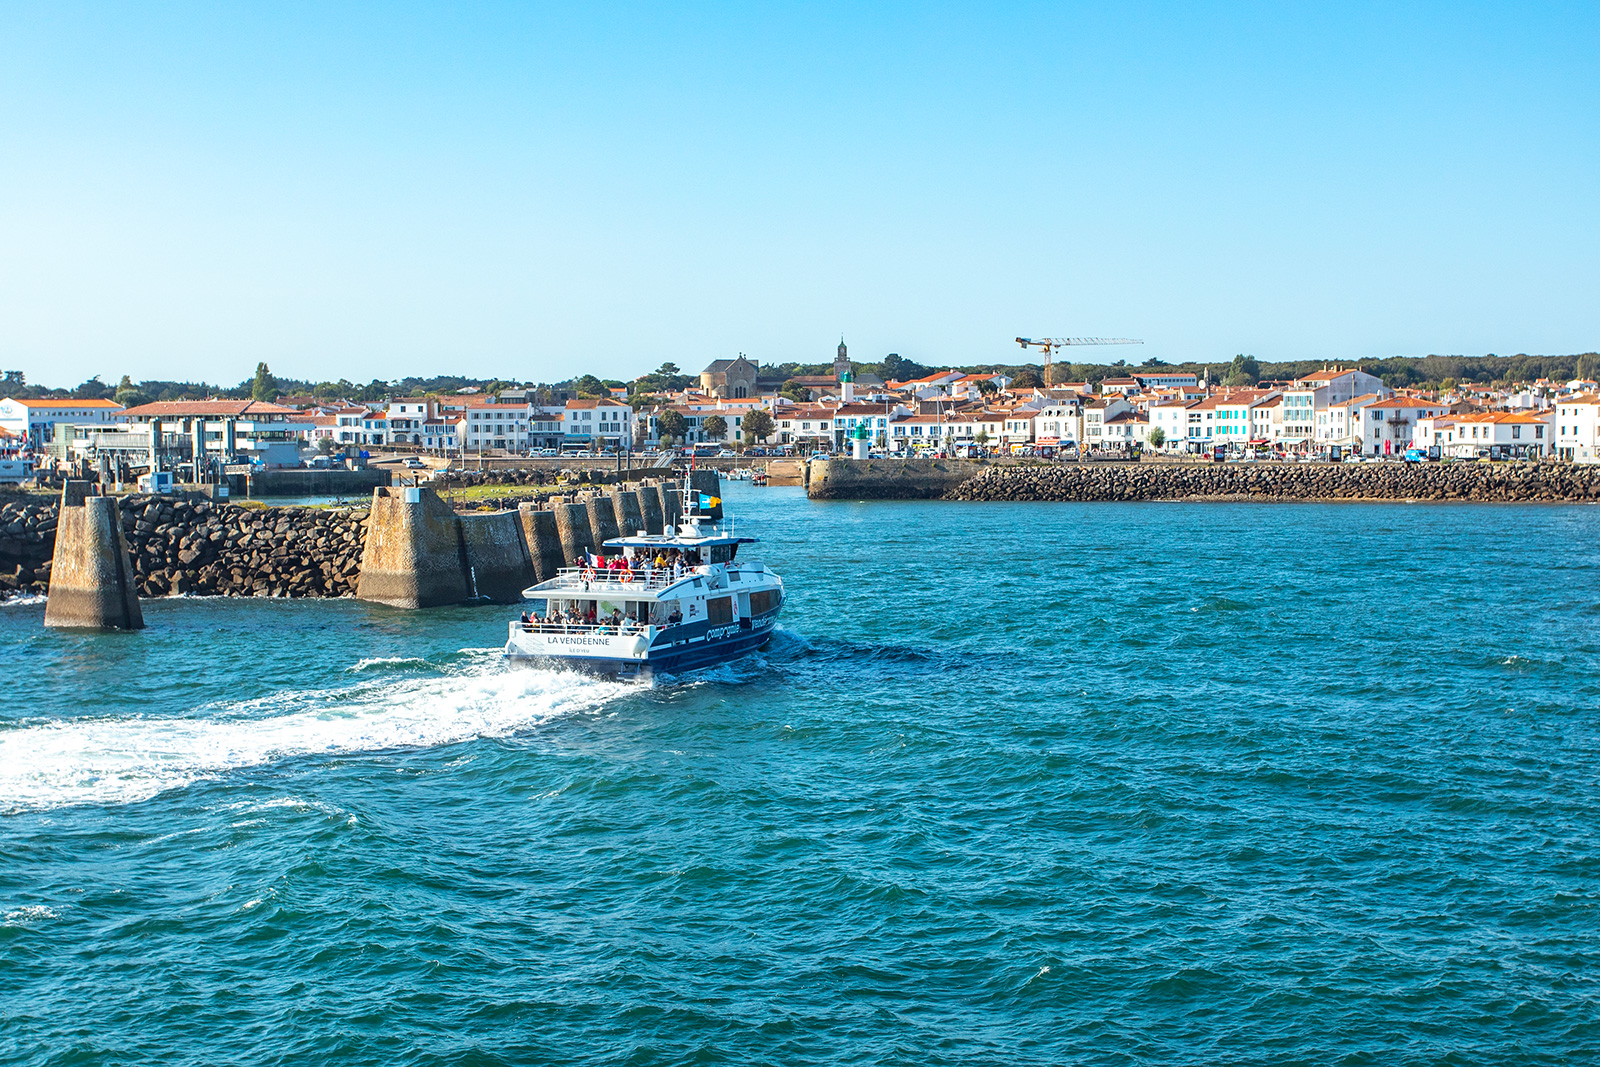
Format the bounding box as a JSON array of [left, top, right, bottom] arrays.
[[667, 606, 683, 626]]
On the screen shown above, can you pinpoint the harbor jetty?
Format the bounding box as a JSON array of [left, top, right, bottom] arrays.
[[950, 460, 1600, 503], [42, 481, 143, 630], [0, 472, 720, 609], [806, 456, 1600, 503]]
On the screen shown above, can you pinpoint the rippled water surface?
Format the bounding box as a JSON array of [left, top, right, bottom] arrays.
[[4, 487, 1600, 1065]]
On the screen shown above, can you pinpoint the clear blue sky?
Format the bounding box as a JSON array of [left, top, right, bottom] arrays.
[[2, 1, 1596, 388]]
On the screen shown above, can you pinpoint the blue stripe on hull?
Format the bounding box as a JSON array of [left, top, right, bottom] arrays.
[[504, 626, 775, 680]]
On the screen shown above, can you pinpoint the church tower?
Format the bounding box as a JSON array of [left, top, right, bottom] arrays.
[[834, 337, 851, 380]]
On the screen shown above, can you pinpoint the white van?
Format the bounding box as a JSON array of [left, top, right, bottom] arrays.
[[0, 458, 33, 485]]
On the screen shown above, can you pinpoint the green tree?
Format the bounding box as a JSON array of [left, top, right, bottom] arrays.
[[73, 376, 113, 400], [1577, 352, 1600, 380], [1148, 427, 1166, 448], [701, 414, 727, 439], [113, 374, 150, 409], [572, 374, 608, 398], [251, 362, 276, 401], [741, 408, 774, 443], [656, 409, 687, 443], [1011, 369, 1042, 389], [976, 378, 998, 395]]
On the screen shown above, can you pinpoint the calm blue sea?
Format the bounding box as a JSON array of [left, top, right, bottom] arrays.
[[3, 486, 1599, 1066]]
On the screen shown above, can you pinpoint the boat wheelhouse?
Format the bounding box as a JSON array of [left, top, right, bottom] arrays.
[[503, 500, 783, 680]]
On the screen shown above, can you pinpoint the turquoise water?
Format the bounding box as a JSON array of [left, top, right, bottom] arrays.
[[4, 486, 1599, 1065]]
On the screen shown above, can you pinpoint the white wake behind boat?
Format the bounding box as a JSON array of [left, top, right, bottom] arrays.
[[503, 486, 784, 680]]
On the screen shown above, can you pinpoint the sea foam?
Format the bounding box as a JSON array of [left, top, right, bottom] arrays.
[[0, 660, 628, 813]]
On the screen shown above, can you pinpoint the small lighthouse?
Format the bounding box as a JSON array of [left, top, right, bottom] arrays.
[[850, 420, 870, 459]]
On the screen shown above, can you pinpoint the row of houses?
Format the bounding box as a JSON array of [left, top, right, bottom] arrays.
[[6, 351, 1598, 464]]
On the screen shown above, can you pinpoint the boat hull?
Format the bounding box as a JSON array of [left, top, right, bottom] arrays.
[[504, 615, 779, 681]]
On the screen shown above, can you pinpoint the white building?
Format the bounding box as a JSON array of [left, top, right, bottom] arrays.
[[1132, 370, 1200, 390], [0, 397, 126, 448], [560, 399, 633, 451], [1555, 394, 1600, 462], [120, 400, 302, 468], [1354, 397, 1447, 456], [1420, 411, 1553, 458], [1084, 397, 1133, 449], [1028, 402, 1082, 450], [1317, 393, 1382, 448], [456, 398, 534, 454], [1209, 390, 1280, 447], [1294, 367, 1390, 405]]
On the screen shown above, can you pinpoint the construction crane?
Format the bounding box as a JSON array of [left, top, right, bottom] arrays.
[[1015, 336, 1143, 387]]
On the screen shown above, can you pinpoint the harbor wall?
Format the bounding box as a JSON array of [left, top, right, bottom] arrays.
[[229, 468, 390, 498], [43, 482, 143, 630], [457, 510, 537, 603], [947, 461, 1600, 503], [1, 493, 367, 601], [356, 487, 471, 608], [518, 506, 566, 583], [807, 458, 990, 500]]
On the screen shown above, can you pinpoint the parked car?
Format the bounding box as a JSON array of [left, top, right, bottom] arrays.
[[402, 457, 427, 469], [716, 449, 735, 458]]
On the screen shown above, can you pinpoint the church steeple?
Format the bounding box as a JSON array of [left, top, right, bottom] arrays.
[[834, 336, 851, 381]]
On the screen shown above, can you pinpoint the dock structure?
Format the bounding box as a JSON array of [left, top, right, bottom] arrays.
[[585, 494, 621, 550], [356, 485, 539, 608], [44, 481, 144, 631], [637, 481, 666, 534], [553, 502, 596, 567], [610, 488, 644, 538], [518, 505, 566, 583], [456, 510, 536, 602], [356, 486, 473, 608]]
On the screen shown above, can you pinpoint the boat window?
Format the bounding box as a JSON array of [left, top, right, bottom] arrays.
[[709, 544, 734, 564], [749, 590, 777, 615], [707, 596, 733, 624]]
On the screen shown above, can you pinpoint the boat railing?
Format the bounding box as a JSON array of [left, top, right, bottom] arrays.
[[545, 565, 682, 592], [509, 618, 666, 637]]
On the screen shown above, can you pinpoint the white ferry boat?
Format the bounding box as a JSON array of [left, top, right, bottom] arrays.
[[503, 491, 784, 680]]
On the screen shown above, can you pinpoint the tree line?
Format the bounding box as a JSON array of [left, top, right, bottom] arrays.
[[5, 351, 1595, 407]]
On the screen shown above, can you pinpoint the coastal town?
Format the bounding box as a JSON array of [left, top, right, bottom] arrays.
[[3, 342, 1600, 483]]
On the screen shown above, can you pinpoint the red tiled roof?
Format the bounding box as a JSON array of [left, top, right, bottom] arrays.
[[120, 400, 295, 418]]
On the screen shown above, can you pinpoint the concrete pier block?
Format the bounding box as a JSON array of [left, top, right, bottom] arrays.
[[518, 505, 565, 583], [457, 510, 536, 603], [44, 482, 144, 631], [638, 484, 665, 534], [554, 503, 596, 567], [586, 495, 621, 551], [356, 486, 471, 608], [611, 489, 644, 538], [661, 489, 684, 530]]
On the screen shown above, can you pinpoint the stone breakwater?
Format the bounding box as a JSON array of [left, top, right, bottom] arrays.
[[1, 495, 367, 601], [946, 461, 1600, 503]]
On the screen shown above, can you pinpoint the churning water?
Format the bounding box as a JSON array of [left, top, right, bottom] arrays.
[[3, 486, 1599, 1065]]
